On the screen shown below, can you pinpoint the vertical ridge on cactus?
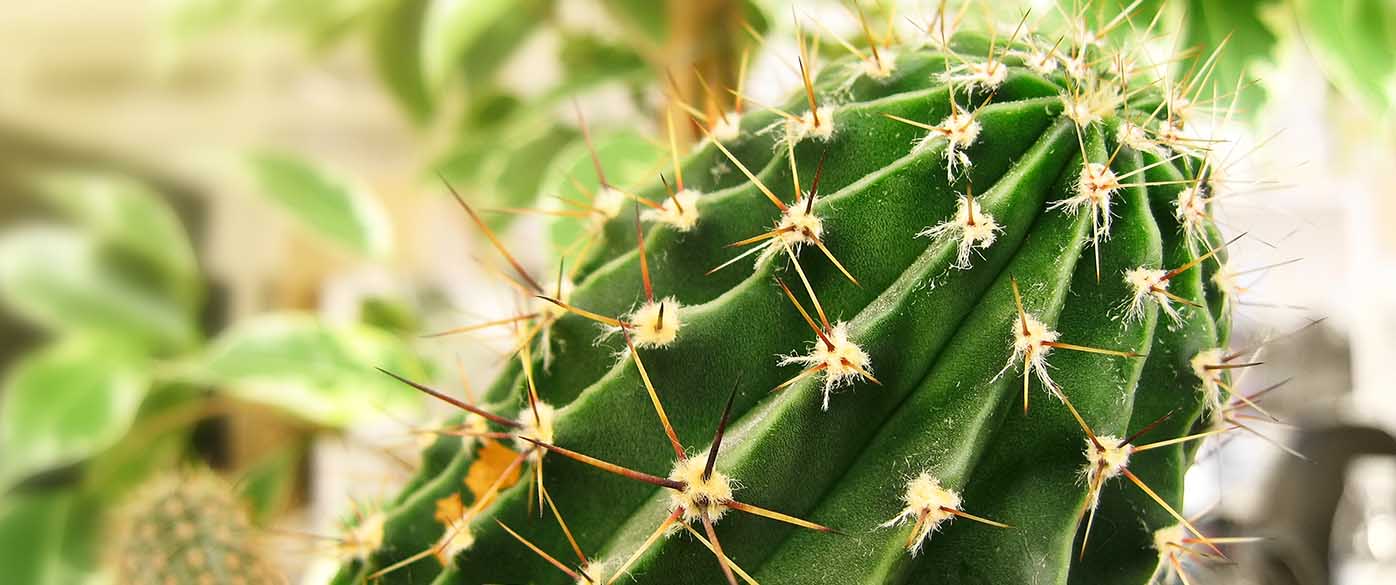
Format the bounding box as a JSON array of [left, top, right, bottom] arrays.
[[329, 9, 1290, 585]]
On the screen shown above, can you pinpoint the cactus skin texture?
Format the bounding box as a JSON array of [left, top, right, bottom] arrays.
[[335, 20, 1254, 585], [110, 469, 281, 585]]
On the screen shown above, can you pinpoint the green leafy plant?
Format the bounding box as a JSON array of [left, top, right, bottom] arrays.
[[0, 170, 426, 582], [331, 7, 1272, 585]]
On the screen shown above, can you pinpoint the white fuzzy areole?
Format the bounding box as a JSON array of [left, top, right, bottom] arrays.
[[1190, 347, 1227, 410], [1211, 263, 1241, 298], [1021, 49, 1059, 75], [593, 186, 627, 219], [775, 199, 825, 247], [667, 456, 734, 524], [624, 297, 682, 348], [941, 59, 1008, 90], [537, 277, 577, 319], [1153, 523, 1187, 553], [938, 110, 982, 150], [642, 189, 701, 232], [515, 401, 557, 463], [1123, 266, 1180, 323], [576, 560, 610, 585], [1117, 120, 1157, 152], [1084, 435, 1133, 490], [918, 195, 1000, 269], [1173, 186, 1209, 242], [1060, 84, 1122, 127], [1049, 162, 1121, 241], [1010, 311, 1061, 389], [881, 472, 963, 554], [781, 322, 873, 410], [862, 51, 898, 80], [1078, 163, 1121, 204], [709, 114, 742, 143], [1063, 54, 1090, 80], [785, 106, 837, 144]]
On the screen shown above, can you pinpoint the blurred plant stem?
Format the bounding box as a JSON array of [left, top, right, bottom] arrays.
[[663, 0, 750, 145]]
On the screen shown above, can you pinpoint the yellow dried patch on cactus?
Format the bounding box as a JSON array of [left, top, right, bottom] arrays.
[[465, 439, 524, 500]]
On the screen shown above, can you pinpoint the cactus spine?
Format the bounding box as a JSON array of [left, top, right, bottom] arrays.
[[334, 8, 1275, 585]]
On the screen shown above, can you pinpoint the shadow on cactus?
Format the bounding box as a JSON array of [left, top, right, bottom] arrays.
[[331, 6, 1293, 585]]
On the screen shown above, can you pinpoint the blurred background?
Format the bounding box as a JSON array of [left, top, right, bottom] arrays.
[[1, 1, 1393, 584]]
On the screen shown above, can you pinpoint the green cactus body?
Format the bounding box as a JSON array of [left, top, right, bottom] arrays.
[[110, 470, 281, 585], [340, 25, 1244, 585]]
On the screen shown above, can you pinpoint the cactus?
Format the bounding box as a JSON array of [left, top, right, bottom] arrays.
[[109, 469, 281, 585], [334, 7, 1278, 585]]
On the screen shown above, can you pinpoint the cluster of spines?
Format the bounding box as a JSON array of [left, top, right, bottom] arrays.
[[327, 4, 1309, 585]]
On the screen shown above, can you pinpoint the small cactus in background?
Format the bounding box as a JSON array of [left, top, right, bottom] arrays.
[[332, 4, 1289, 585], [109, 469, 281, 585]]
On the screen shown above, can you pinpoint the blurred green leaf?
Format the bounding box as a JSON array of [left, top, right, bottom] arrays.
[[477, 123, 579, 228], [598, 0, 669, 44], [459, 0, 555, 85], [0, 226, 199, 350], [162, 0, 375, 47], [0, 337, 149, 488], [161, 0, 246, 41], [257, 0, 377, 47], [192, 313, 425, 426], [0, 491, 74, 585], [34, 172, 202, 313], [1182, 0, 1280, 117], [238, 445, 301, 523], [358, 295, 422, 334], [373, 0, 434, 122], [246, 152, 394, 258], [1294, 0, 1396, 119], [547, 33, 649, 99], [421, 0, 513, 90], [540, 129, 663, 254]]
